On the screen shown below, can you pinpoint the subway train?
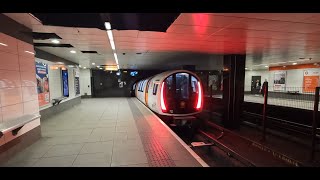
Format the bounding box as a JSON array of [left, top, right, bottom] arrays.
[[134, 70, 203, 125]]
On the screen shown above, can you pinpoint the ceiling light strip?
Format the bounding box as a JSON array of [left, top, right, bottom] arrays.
[[105, 22, 119, 70]]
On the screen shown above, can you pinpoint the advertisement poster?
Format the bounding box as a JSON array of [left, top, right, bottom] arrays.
[[303, 69, 320, 93], [74, 68, 80, 95], [62, 69, 69, 97], [35, 62, 50, 106], [274, 71, 286, 91], [208, 74, 218, 91]]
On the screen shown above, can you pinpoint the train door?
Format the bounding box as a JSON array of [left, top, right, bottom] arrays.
[[145, 80, 151, 106]]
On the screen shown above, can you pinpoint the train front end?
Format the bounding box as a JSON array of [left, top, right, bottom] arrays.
[[159, 71, 203, 117]]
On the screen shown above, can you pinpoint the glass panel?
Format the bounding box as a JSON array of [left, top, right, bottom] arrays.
[[176, 73, 189, 99], [191, 76, 199, 93]]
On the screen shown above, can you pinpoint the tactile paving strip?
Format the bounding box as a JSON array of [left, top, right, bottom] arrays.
[[128, 99, 176, 167]]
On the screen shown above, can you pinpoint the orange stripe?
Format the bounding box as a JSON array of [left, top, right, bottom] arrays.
[[269, 63, 320, 71]]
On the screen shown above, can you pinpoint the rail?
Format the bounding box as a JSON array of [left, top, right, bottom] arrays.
[[198, 129, 256, 167]]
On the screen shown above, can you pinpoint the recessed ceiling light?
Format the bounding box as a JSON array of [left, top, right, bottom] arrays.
[[70, 50, 76, 53], [99, 68, 103, 70], [97, 66, 100, 68], [68, 65, 74, 67], [265, 65, 269, 68], [57, 62, 64, 64], [105, 22, 111, 30], [79, 65, 82, 67], [51, 39, 60, 44], [293, 62, 297, 65], [0, 42, 8, 46], [83, 67, 87, 69], [92, 62, 95, 65], [245, 67, 248, 70]]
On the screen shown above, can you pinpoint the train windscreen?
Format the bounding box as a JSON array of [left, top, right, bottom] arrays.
[[163, 73, 201, 114]]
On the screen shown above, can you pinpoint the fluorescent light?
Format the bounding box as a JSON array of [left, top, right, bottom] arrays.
[[0, 42, 8, 46], [57, 62, 64, 64], [292, 62, 297, 65], [105, 22, 111, 30], [92, 62, 95, 65], [70, 50, 76, 53], [83, 67, 87, 69], [265, 65, 269, 68], [107, 30, 113, 41], [110, 40, 115, 50], [68, 65, 74, 67], [24, 50, 35, 55], [51, 39, 60, 44]]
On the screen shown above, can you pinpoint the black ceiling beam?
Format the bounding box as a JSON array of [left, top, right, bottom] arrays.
[[30, 13, 180, 32]]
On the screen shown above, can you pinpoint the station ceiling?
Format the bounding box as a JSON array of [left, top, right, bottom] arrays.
[[3, 13, 320, 70]]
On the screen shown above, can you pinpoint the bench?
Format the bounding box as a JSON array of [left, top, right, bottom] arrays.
[[287, 91, 300, 95], [0, 114, 41, 138], [52, 96, 67, 106]]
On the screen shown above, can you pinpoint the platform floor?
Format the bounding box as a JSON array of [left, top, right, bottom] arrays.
[[1, 98, 206, 167]]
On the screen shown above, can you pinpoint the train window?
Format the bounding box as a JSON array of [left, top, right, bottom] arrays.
[[153, 84, 158, 95], [165, 75, 173, 96], [141, 80, 146, 92], [138, 81, 142, 91], [191, 76, 199, 93], [176, 73, 189, 99]]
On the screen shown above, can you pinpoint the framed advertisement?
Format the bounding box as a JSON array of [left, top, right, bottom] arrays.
[[303, 69, 320, 93], [62, 69, 69, 97], [35, 61, 50, 106], [273, 71, 286, 91]]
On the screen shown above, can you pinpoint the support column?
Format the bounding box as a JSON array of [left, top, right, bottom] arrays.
[[222, 54, 246, 129]]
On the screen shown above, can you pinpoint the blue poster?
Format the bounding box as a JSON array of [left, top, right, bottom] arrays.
[[62, 69, 69, 97]]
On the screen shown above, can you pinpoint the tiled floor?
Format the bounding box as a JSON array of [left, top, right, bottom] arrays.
[[2, 98, 204, 167]]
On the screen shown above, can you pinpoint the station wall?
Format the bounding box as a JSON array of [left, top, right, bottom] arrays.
[[245, 67, 320, 92], [0, 32, 40, 147], [35, 58, 81, 110], [80, 68, 92, 96]]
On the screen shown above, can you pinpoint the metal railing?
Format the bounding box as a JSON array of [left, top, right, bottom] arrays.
[[255, 83, 320, 161], [244, 86, 318, 111]]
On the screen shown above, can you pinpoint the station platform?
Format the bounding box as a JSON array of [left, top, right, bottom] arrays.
[[1, 98, 207, 167]]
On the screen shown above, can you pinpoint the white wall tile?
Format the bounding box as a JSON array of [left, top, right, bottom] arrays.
[[0, 107, 2, 123], [1, 103, 23, 122], [23, 100, 39, 115], [0, 33, 18, 55], [19, 55, 35, 72], [0, 70, 21, 89], [0, 87, 22, 106], [0, 51, 19, 71], [22, 86, 38, 102], [21, 70, 37, 87], [17, 40, 34, 58]]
